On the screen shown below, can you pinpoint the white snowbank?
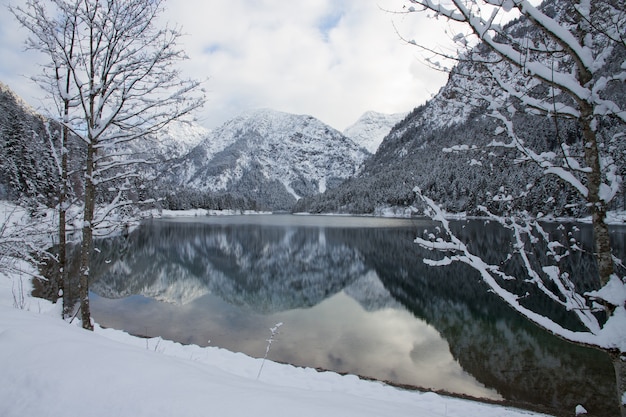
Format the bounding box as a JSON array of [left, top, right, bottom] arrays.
[[0, 266, 550, 417], [155, 208, 273, 218], [151, 204, 626, 226]]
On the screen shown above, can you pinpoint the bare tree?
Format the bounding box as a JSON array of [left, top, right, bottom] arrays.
[[12, 0, 205, 330], [33, 1, 79, 317], [397, 0, 625, 414]]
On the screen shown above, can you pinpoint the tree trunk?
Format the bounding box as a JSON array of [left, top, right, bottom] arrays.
[[78, 141, 95, 331], [612, 352, 626, 417], [59, 121, 69, 318], [591, 202, 613, 285], [58, 200, 66, 308], [60, 59, 72, 318], [580, 102, 614, 287]]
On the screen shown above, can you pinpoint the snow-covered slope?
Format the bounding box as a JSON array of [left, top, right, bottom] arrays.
[[170, 109, 369, 210], [0, 81, 38, 116], [0, 301, 547, 417], [295, 0, 626, 217], [343, 111, 406, 153], [153, 120, 210, 159], [0, 82, 85, 205]]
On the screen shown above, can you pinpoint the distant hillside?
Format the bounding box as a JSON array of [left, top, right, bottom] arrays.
[[294, 0, 626, 217], [0, 81, 214, 209], [0, 82, 374, 213]]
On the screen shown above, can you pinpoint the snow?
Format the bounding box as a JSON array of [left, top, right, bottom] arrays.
[[586, 275, 626, 309], [374, 205, 419, 218], [0, 238, 552, 417], [443, 144, 475, 153], [343, 111, 406, 153], [318, 176, 327, 193], [156, 208, 272, 217], [154, 119, 210, 158]]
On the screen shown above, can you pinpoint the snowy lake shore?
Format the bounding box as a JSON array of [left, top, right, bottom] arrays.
[[0, 267, 554, 417], [0, 258, 556, 417], [6, 203, 617, 416]]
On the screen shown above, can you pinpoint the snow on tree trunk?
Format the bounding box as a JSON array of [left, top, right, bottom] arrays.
[[580, 105, 614, 287], [58, 132, 69, 317], [58, 25, 75, 319]]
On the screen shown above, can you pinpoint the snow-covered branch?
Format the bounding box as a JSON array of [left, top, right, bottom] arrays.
[[413, 186, 626, 353]]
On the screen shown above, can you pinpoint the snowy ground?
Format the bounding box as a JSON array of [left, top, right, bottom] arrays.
[[0, 265, 554, 417]]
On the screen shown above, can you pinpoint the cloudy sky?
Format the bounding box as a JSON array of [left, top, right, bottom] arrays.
[[0, 0, 457, 131]]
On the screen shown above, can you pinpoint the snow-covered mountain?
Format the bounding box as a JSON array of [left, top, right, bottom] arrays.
[[163, 109, 369, 211], [343, 111, 406, 154], [153, 120, 210, 159], [295, 0, 626, 217], [2, 79, 372, 213]]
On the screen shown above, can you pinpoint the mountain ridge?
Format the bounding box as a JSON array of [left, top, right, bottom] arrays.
[[0, 81, 399, 213], [156, 108, 371, 211]]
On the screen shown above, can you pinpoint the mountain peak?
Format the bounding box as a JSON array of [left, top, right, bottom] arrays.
[[343, 111, 407, 153], [154, 120, 211, 158], [230, 108, 341, 138], [0, 81, 41, 118]]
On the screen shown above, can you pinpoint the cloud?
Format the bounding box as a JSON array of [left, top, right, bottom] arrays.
[[169, 0, 455, 129], [1, 0, 453, 130], [0, 1, 51, 110]]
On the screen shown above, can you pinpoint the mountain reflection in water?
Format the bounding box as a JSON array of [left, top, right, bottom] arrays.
[[81, 215, 621, 417]]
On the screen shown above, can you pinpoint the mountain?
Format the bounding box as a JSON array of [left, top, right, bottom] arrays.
[[0, 81, 209, 207], [0, 81, 372, 213], [343, 111, 407, 154], [159, 109, 369, 211], [295, 0, 626, 217], [152, 120, 210, 159]]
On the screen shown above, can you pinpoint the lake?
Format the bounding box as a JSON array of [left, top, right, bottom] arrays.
[[77, 215, 622, 416]]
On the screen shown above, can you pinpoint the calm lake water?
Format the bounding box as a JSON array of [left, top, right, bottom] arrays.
[[79, 215, 623, 416]]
